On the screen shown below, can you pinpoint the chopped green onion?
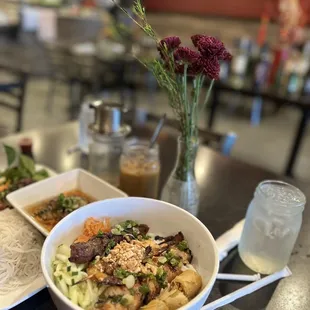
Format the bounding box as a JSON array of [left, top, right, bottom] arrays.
[[139, 284, 150, 295], [105, 239, 116, 256], [156, 267, 167, 288], [59, 275, 63, 281], [158, 256, 167, 264], [110, 295, 123, 303], [111, 228, 122, 235], [67, 266, 71, 272], [71, 279, 75, 285], [177, 240, 189, 251], [97, 230, 104, 237], [120, 297, 128, 306], [72, 271, 78, 276], [170, 258, 180, 267], [114, 268, 132, 279]]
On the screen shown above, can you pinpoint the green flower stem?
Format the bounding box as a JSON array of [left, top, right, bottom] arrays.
[[201, 79, 214, 111]]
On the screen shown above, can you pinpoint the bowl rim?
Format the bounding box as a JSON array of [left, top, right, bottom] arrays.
[[41, 197, 219, 310]]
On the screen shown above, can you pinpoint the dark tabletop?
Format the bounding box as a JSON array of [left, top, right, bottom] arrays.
[[1, 122, 310, 310]]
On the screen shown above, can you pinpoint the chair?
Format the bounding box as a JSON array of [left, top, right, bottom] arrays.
[[0, 69, 28, 132], [146, 113, 237, 156]]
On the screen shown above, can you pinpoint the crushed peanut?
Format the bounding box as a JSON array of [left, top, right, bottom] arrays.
[[102, 240, 145, 273]]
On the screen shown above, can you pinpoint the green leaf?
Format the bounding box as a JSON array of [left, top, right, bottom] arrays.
[[19, 154, 35, 175], [3, 167, 25, 182], [33, 169, 49, 181], [3, 144, 17, 167]]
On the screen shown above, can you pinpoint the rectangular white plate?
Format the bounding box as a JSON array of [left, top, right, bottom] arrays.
[[3, 168, 127, 310], [7, 168, 127, 237]]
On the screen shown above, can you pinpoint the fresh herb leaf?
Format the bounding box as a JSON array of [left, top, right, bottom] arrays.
[[3, 144, 16, 166], [33, 169, 49, 181], [177, 240, 188, 251], [139, 284, 150, 295], [19, 154, 35, 175]]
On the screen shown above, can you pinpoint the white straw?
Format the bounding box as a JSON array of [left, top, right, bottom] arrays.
[[216, 219, 244, 261], [216, 273, 261, 282], [202, 267, 292, 310]]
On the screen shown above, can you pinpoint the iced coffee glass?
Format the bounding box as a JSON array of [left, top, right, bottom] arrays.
[[119, 138, 160, 198]]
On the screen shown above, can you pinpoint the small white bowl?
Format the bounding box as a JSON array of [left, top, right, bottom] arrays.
[[41, 197, 219, 310], [7, 168, 127, 236]]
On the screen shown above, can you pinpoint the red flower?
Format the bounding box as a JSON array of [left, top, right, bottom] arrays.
[[202, 57, 220, 79], [158, 36, 181, 58], [197, 36, 232, 61], [174, 47, 200, 63], [188, 57, 205, 76], [191, 34, 205, 47]]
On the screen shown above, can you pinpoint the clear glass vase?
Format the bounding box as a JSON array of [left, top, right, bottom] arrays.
[[160, 136, 200, 215]]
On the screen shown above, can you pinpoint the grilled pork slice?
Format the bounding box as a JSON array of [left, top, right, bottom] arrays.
[[162, 264, 182, 283], [69, 236, 110, 264]]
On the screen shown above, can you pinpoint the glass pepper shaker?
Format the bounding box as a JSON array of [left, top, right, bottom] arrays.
[[88, 100, 131, 186], [239, 180, 306, 274]]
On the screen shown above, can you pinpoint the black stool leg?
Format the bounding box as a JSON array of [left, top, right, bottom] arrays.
[[208, 85, 219, 129], [285, 109, 310, 177], [16, 74, 28, 132]]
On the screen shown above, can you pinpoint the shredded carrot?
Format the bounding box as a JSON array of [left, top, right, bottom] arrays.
[[75, 217, 111, 243], [0, 181, 9, 192]]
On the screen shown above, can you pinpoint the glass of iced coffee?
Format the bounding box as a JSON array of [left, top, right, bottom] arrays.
[[119, 138, 160, 198]]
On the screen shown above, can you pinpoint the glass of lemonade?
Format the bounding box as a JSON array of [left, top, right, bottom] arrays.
[[119, 138, 160, 198], [238, 180, 306, 274]]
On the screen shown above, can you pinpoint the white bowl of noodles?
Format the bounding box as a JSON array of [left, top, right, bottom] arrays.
[[41, 197, 219, 310]]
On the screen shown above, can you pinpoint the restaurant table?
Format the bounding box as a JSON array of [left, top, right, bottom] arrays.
[[1, 122, 310, 310], [209, 80, 310, 179]]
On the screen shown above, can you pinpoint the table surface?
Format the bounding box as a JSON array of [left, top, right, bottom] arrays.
[[1, 122, 310, 310]]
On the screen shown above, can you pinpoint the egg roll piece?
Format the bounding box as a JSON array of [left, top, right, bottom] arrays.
[[171, 270, 202, 299], [141, 300, 169, 310], [158, 289, 188, 310]]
